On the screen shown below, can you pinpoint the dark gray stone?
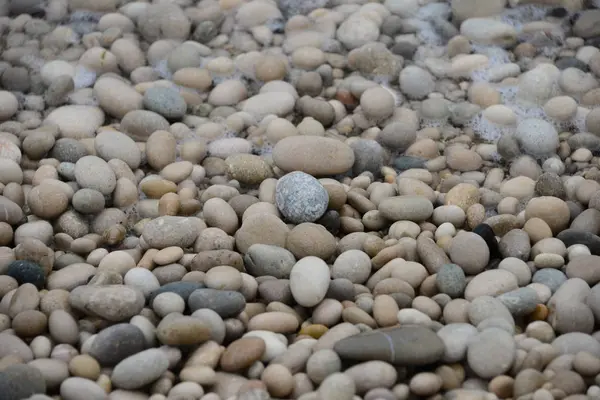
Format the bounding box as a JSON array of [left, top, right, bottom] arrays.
[[350, 139, 384, 177], [326, 278, 355, 301], [334, 326, 445, 365], [0, 364, 46, 400], [6, 260, 45, 289], [50, 138, 88, 163], [88, 323, 147, 366], [557, 229, 600, 255], [275, 171, 329, 224], [188, 289, 246, 318]]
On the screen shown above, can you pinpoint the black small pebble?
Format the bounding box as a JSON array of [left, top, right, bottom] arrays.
[[6, 260, 45, 289], [473, 223, 501, 261], [547, 7, 568, 18]]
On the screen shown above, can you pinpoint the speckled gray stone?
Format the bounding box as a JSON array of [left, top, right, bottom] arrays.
[[143, 86, 187, 119], [436, 263, 466, 298], [275, 171, 329, 224], [496, 287, 539, 316], [50, 138, 88, 163], [350, 139, 384, 176], [532, 269, 567, 293]]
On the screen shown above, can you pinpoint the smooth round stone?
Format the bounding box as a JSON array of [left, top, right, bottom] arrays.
[[436, 263, 466, 298], [43, 105, 105, 139], [468, 296, 515, 327], [111, 349, 169, 390], [464, 269, 519, 301], [553, 332, 600, 357], [566, 255, 600, 285], [0, 364, 46, 400], [290, 256, 331, 308], [6, 260, 45, 289], [332, 249, 372, 284], [448, 232, 490, 274], [74, 155, 117, 195], [467, 328, 517, 379], [94, 130, 141, 170], [496, 287, 539, 316], [244, 244, 296, 279], [220, 337, 266, 372], [532, 269, 567, 293], [187, 288, 246, 318], [350, 139, 384, 176], [399, 66, 435, 99], [60, 377, 106, 400], [515, 118, 559, 157], [88, 323, 147, 367], [124, 268, 161, 298], [436, 323, 479, 363], [272, 136, 355, 177], [143, 86, 187, 119], [275, 171, 329, 224]]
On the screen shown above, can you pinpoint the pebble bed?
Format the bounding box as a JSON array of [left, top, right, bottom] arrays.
[[4, 0, 600, 399]]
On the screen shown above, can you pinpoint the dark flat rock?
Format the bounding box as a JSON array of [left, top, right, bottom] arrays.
[[557, 229, 600, 255], [333, 325, 445, 366]]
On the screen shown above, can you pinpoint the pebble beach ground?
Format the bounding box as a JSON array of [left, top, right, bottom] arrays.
[[5, 0, 600, 399]]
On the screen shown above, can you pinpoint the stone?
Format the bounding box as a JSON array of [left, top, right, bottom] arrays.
[[243, 244, 296, 279], [436, 263, 466, 298], [6, 260, 45, 289], [467, 328, 517, 379], [88, 323, 147, 366], [275, 171, 329, 224], [0, 364, 46, 400], [111, 349, 169, 390], [272, 136, 355, 177], [496, 287, 539, 316], [188, 288, 246, 318], [148, 282, 205, 305], [69, 285, 145, 322], [290, 256, 331, 308], [557, 229, 600, 256], [333, 326, 445, 365]]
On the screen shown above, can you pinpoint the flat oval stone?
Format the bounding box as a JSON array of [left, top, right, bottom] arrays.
[[333, 326, 444, 366], [88, 323, 147, 366], [156, 316, 211, 346], [378, 195, 434, 222], [69, 285, 145, 322], [272, 136, 355, 177], [187, 288, 246, 318], [111, 349, 169, 390]]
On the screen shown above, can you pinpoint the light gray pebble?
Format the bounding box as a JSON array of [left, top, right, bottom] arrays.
[[143, 86, 187, 119], [496, 287, 539, 316], [275, 171, 329, 224]]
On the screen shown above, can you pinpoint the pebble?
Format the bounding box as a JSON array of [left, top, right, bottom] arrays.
[[275, 171, 329, 224], [111, 348, 169, 390]]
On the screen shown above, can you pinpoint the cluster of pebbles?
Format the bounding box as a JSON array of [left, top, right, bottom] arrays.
[[5, 0, 600, 399]]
